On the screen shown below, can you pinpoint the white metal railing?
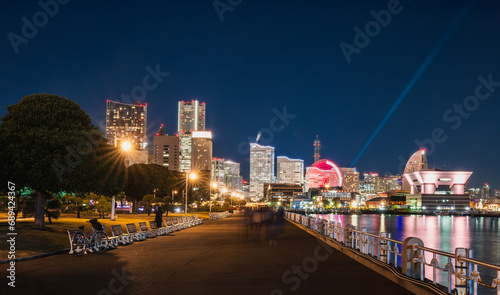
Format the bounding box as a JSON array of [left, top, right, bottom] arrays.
[[285, 211, 500, 295]]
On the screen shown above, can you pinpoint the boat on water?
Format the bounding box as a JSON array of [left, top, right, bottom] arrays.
[[435, 211, 451, 216]]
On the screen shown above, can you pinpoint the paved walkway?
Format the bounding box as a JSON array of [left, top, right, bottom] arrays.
[[6, 214, 414, 295]]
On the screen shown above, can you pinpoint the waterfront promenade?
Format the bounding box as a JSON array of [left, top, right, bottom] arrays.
[[7, 214, 414, 295]]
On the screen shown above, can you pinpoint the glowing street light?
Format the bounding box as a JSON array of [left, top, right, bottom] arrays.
[[185, 171, 197, 215], [121, 141, 132, 151], [209, 182, 219, 213]]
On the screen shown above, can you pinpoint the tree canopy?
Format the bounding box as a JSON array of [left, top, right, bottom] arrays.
[[124, 164, 179, 202], [0, 93, 125, 228]]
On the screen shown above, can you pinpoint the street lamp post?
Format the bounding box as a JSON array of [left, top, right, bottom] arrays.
[[171, 190, 177, 213], [185, 172, 196, 215], [210, 182, 218, 213]]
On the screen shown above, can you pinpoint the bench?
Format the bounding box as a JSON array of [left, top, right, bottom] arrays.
[[174, 217, 187, 229], [138, 222, 156, 238], [166, 218, 180, 231], [182, 216, 192, 228], [126, 223, 147, 241], [111, 225, 134, 245], [149, 221, 167, 236], [187, 216, 197, 226], [102, 223, 120, 249], [194, 214, 204, 225], [163, 218, 175, 233]]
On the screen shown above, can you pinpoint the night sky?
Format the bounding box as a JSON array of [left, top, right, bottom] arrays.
[[1, 0, 499, 189]]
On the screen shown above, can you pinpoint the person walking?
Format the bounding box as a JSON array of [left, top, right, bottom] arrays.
[[155, 206, 164, 228]]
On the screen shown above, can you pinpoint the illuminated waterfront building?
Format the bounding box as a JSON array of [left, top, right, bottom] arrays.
[[305, 159, 343, 190], [339, 167, 359, 193], [404, 169, 473, 211], [250, 143, 275, 200], [277, 156, 304, 186], [402, 149, 428, 191]]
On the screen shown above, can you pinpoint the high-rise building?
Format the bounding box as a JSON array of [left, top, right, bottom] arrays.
[[382, 175, 402, 192], [191, 131, 212, 171], [224, 161, 240, 177], [277, 156, 304, 186], [212, 158, 225, 184], [402, 149, 428, 191], [482, 184, 492, 199], [179, 134, 192, 172], [313, 135, 321, 163], [178, 100, 205, 134], [106, 100, 148, 165], [495, 189, 500, 198], [106, 100, 148, 149], [250, 143, 275, 200], [152, 133, 180, 171], [339, 167, 359, 193]]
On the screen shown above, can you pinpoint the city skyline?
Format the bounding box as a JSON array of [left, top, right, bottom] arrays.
[[1, 1, 499, 188]]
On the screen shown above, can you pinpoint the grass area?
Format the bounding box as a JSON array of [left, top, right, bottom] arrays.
[[0, 212, 210, 260]]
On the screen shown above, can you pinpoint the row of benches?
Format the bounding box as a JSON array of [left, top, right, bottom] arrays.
[[68, 215, 203, 254], [209, 211, 230, 220]]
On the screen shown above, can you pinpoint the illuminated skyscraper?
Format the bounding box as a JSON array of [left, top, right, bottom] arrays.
[[106, 100, 148, 149], [153, 133, 180, 171], [191, 131, 212, 171], [250, 143, 275, 200], [178, 100, 205, 134], [277, 156, 304, 186], [106, 100, 148, 165], [179, 134, 192, 172]]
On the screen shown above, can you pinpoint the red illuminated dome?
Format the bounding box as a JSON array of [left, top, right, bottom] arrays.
[[306, 159, 343, 189]]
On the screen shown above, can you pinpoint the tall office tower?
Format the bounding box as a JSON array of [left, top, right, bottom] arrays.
[[250, 143, 275, 200], [106, 100, 148, 165], [224, 160, 242, 193], [152, 133, 180, 171], [482, 183, 492, 199], [313, 135, 321, 163], [106, 100, 148, 149], [277, 156, 304, 186], [179, 134, 192, 172], [178, 100, 206, 134], [212, 158, 225, 184], [495, 189, 500, 198], [224, 161, 240, 177], [191, 131, 212, 171], [339, 167, 359, 193], [402, 149, 428, 191]]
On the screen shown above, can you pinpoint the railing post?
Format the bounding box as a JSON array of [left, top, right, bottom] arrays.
[[455, 248, 470, 295], [344, 224, 355, 247], [402, 237, 424, 279], [379, 233, 388, 263], [362, 229, 367, 254]]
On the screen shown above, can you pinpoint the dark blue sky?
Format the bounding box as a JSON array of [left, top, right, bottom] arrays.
[[1, 0, 499, 189]]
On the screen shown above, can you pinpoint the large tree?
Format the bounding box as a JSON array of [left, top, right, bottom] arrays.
[[124, 164, 178, 204], [0, 93, 125, 229]]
